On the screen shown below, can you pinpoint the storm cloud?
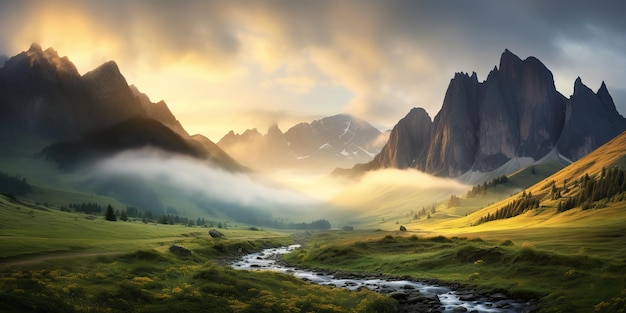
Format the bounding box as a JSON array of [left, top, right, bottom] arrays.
[[1, 0, 624, 138]]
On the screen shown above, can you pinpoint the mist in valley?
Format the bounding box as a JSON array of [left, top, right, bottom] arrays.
[[90, 148, 470, 228]]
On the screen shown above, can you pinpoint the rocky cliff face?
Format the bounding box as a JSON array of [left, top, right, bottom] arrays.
[[344, 49, 625, 181], [367, 107, 433, 170], [218, 114, 385, 170], [557, 78, 626, 161]]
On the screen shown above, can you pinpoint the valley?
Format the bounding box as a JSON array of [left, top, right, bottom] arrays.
[[1, 18, 626, 312]]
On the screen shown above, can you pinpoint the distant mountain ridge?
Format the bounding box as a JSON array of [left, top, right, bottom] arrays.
[[217, 114, 387, 170], [0, 43, 244, 171], [342, 50, 626, 182]]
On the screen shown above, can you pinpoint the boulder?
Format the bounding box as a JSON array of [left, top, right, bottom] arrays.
[[209, 229, 224, 238]]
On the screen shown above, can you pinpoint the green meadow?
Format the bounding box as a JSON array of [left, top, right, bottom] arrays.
[[2, 133, 626, 312], [283, 229, 626, 313], [0, 195, 395, 313]]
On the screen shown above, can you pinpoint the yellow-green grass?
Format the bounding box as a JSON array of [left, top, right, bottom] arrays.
[[0, 196, 396, 312], [284, 230, 625, 312], [328, 159, 565, 231], [0, 233, 395, 313], [0, 194, 285, 261], [454, 132, 626, 231]]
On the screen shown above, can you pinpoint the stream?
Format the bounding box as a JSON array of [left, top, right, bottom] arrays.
[[230, 245, 536, 313]]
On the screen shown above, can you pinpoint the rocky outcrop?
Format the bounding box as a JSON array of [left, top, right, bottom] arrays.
[[342, 49, 624, 181]]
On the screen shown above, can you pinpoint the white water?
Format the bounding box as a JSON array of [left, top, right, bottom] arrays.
[[231, 245, 533, 313]]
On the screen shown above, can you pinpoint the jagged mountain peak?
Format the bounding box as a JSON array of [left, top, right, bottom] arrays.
[[0, 43, 244, 172], [4, 43, 80, 78], [218, 113, 384, 170], [28, 42, 43, 53], [341, 49, 625, 183], [407, 107, 430, 118], [499, 49, 523, 72], [267, 124, 283, 134], [573, 76, 587, 93], [368, 107, 433, 170], [243, 128, 262, 136]]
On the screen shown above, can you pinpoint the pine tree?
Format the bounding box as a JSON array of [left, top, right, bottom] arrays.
[[120, 210, 128, 221], [104, 205, 117, 221]]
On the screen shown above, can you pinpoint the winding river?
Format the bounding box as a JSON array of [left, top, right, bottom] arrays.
[[230, 245, 536, 313]]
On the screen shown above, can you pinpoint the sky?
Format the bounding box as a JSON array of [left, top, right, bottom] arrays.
[[1, 0, 625, 141]]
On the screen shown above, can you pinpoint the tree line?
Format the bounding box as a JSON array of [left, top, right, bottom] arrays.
[[0, 171, 32, 198], [558, 168, 626, 212], [475, 191, 539, 225], [66, 201, 331, 230], [475, 167, 626, 225], [272, 219, 331, 230], [466, 175, 508, 198]]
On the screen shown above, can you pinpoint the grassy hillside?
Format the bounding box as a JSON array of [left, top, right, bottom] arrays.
[[284, 230, 625, 313], [441, 131, 626, 231], [0, 194, 219, 260], [0, 196, 395, 312], [285, 133, 626, 312]]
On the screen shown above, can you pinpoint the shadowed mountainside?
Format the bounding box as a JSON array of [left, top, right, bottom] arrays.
[[340, 50, 626, 182]]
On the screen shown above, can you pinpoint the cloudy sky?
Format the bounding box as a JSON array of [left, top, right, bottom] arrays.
[[1, 0, 625, 140]]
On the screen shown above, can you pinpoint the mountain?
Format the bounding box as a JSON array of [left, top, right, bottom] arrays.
[[0, 43, 92, 138], [556, 79, 625, 161], [0, 43, 243, 171], [218, 114, 386, 170], [285, 114, 384, 161], [342, 50, 626, 182], [0, 43, 187, 139]]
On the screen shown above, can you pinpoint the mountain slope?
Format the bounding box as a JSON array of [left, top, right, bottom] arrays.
[[41, 117, 204, 169], [342, 50, 625, 182], [130, 84, 189, 137], [456, 130, 626, 230]]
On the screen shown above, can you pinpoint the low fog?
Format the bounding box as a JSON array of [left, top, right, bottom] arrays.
[[90, 148, 470, 227], [92, 148, 321, 208]]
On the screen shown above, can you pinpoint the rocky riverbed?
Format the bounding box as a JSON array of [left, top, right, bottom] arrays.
[[230, 245, 537, 313]]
